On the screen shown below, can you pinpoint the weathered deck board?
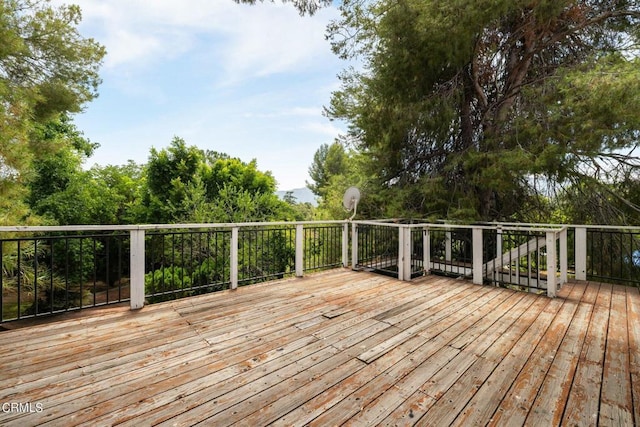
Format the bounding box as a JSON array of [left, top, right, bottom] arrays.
[[562, 282, 611, 426], [628, 286, 640, 426], [599, 284, 634, 425], [415, 293, 551, 426], [0, 269, 638, 426], [486, 282, 585, 426], [524, 280, 599, 425], [452, 283, 576, 426]]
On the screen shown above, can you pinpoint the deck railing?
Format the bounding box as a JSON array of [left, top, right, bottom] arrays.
[[0, 220, 637, 323], [583, 226, 640, 284], [0, 228, 132, 323], [349, 220, 569, 295], [0, 222, 346, 322]]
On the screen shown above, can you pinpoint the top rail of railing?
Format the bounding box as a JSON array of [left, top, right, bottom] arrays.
[[0, 220, 349, 233], [478, 221, 640, 231], [351, 220, 567, 233], [1, 219, 636, 234]]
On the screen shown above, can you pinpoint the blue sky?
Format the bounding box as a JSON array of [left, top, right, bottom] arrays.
[[55, 0, 348, 190]]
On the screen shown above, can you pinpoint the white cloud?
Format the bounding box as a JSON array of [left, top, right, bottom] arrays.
[[217, 7, 336, 83], [300, 121, 344, 138], [53, 0, 351, 190], [62, 0, 339, 83], [71, 1, 225, 69], [242, 106, 321, 119]]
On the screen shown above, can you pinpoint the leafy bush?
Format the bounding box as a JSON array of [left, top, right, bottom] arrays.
[[145, 266, 192, 296]]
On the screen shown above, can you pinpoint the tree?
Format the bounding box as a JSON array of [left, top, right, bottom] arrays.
[[0, 1, 104, 117], [143, 137, 288, 223], [208, 184, 290, 223], [234, 0, 330, 15], [144, 137, 206, 222], [0, 0, 105, 224], [88, 162, 145, 224], [307, 142, 347, 198], [204, 157, 276, 200], [327, 0, 640, 221], [309, 148, 388, 220], [26, 114, 114, 225]]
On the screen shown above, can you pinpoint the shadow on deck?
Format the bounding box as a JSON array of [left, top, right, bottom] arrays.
[[0, 269, 638, 426]]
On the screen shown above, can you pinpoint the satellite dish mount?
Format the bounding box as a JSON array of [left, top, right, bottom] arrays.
[[343, 187, 361, 220]]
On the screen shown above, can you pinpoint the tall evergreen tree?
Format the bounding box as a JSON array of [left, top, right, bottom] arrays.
[[307, 142, 348, 198], [327, 0, 640, 221]]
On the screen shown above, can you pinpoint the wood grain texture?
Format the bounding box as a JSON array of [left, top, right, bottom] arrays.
[[0, 269, 637, 426]]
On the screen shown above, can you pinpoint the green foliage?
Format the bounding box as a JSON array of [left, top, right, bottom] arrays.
[[205, 157, 276, 199], [0, 1, 105, 115], [209, 184, 291, 223], [312, 149, 385, 220], [143, 137, 287, 223], [145, 234, 230, 301], [50, 237, 101, 284], [144, 137, 204, 222], [28, 114, 91, 206], [30, 167, 127, 225], [327, 0, 640, 221], [307, 142, 347, 198], [289, 201, 316, 221], [145, 266, 192, 296], [26, 114, 131, 225], [192, 258, 227, 289], [0, 0, 105, 225], [88, 162, 145, 224], [2, 240, 42, 293], [238, 228, 295, 282]]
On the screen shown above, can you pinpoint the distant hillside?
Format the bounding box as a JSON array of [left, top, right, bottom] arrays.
[[276, 187, 318, 206]]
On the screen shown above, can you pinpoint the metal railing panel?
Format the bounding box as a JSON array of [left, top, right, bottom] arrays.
[[144, 228, 232, 303], [427, 228, 473, 278], [238, 225, 296, 285], [303, 224, 344, 273], [587, 228, 640, 285], [1, 231, 130, 322], [355, 223, 399, 277], [482, 229, 548, 293]]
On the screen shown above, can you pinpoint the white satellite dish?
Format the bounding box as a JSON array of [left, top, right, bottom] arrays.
[[343, 186, 361, 220]]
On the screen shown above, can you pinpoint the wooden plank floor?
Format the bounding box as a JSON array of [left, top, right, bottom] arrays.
[[0, 269, 638, 426]]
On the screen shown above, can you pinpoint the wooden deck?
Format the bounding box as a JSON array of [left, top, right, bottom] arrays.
[[1, 269, 639, 426]]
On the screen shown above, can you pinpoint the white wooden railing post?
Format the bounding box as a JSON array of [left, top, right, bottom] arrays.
[[295, 224, 304, 277], [546, 231, 557, 297], [496, 226, 503, 261], [575, 227, 587, 281], [342, 223, 349, 268], [231, 227, 239, 289], [398, 227, 405, 281], [129, 228, 146, 310], [559, 228, 568, 285], [400, 226, 412, 281], [445, 231, 452, 262], [351, 222, 358, 270], [473, 227, 483, 285], [423, 227, 431, 275], [407, 227, 413, 278]]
